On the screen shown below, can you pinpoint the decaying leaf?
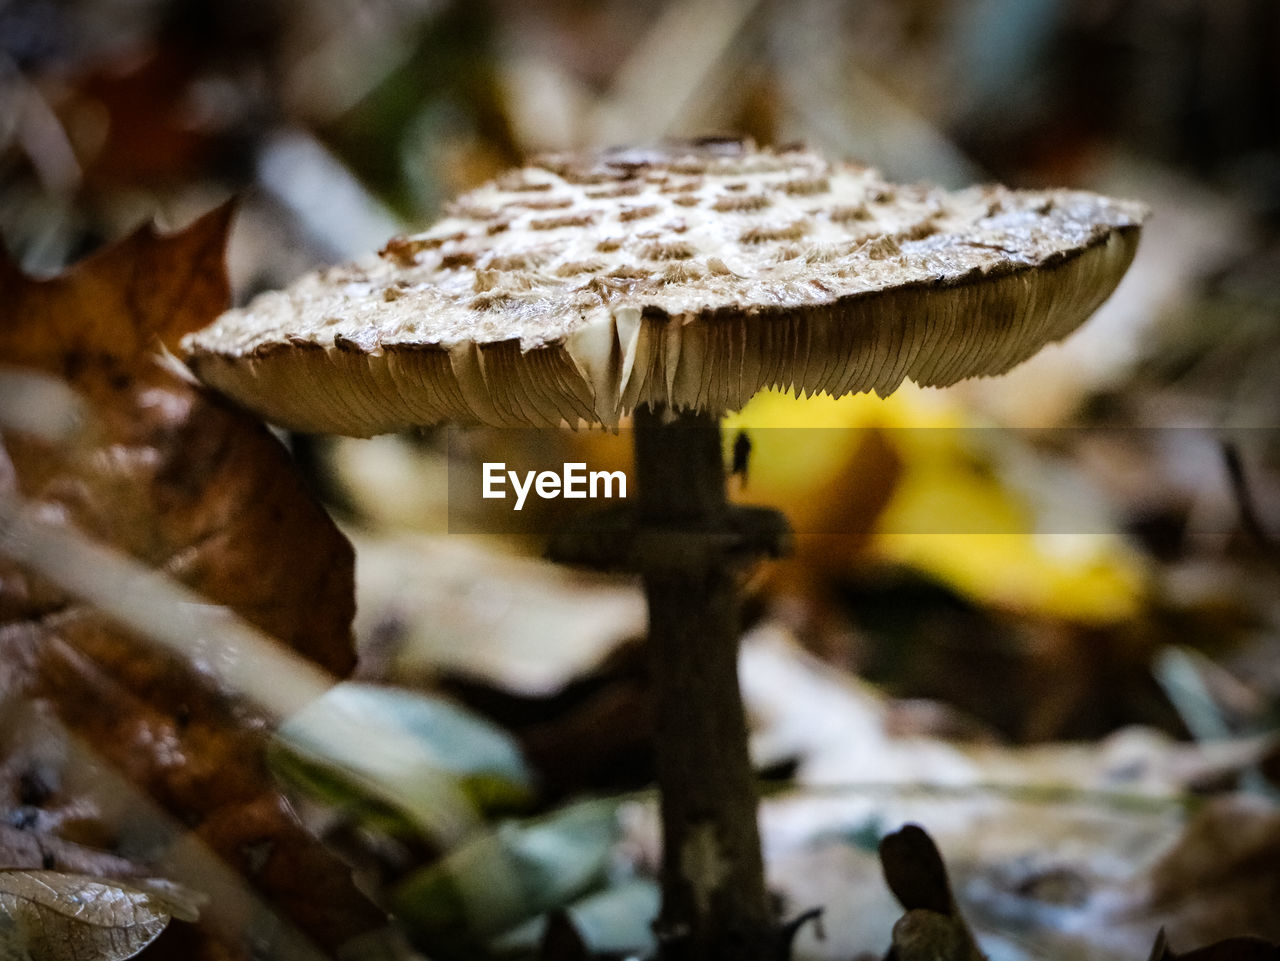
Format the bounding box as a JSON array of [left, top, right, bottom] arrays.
[[352, 532, 646, 697], [0, 206, 355, 672], [1134, 797, 1280, 949], [1148, 928, 1280, 961], [0, 869, 193, 961], [0, 210, 383, 957]]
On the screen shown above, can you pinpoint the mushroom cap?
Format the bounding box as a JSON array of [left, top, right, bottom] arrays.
[[182, 140, 1145, 434]]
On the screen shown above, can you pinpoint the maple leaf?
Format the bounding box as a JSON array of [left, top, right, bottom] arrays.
[[0, 208, 383, 959]]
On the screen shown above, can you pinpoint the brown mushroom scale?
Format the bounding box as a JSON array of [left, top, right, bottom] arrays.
[[182, 140, 1145, 961]]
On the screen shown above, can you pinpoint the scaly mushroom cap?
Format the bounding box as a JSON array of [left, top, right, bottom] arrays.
[[183, 140, 1145, 434]]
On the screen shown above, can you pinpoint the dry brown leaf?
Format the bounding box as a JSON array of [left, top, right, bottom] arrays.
[[0, 869, 184, 961], [1136, 797, 1280, 948], [0, 207, 355, 670], [1148, 928, 1280, 961], [53, 48, 225, 190], [0, 209, 383, 958]]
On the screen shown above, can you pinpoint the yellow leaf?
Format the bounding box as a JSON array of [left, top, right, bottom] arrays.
[[725, 388, 1145, 624]]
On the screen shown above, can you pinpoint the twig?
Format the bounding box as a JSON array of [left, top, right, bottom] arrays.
[[1220, 439, 1280, 570]]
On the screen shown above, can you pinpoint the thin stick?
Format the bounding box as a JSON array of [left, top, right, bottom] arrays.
[[1220, 439, 1279, 568]]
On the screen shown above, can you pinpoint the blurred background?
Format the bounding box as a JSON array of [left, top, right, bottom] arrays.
[[2, 0, 1278, 422], [2, 1, 1280, 959]]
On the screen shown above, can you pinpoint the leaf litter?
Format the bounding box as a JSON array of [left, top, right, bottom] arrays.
[[342, 526, 1280, 961], [0, 211, 384, 958]]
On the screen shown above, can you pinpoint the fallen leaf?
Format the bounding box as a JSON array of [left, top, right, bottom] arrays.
[[271, 681, 534, 834], [0, 207, 355, 672], [392, 799, 621, 959], [1148, 928, 1280, 961], [0, 869, 186, 961], [352, 532, 645, 697], [52, 47, 229, 189], [739, 622, 1267, 794], [1132, 797, 1280, 949], [495, 880, 660, 959], [0, 211, 383, 957], [724, 387, 1147, 626]]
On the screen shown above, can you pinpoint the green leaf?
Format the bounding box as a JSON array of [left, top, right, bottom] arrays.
[[272, 683, 535, 839], [491, 879, 660, 959], [392, 800, 621, 956]]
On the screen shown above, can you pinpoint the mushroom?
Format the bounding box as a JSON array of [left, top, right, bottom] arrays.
[[182, 139, 1145, 961]]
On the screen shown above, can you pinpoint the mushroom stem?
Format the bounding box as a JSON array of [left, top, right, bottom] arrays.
[[633, 403, 771, 961]]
